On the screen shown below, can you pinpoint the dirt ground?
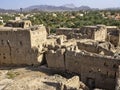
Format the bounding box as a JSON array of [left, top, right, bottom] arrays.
[[0, 65, 56, 90], [0, 65, 88, 90]]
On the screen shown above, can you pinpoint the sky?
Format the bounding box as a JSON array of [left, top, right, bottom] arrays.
[[0, 0, 120, 9]]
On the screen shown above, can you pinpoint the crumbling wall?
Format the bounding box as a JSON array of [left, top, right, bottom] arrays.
[[77, 40, 114, 56], [80, 25, 107, 41], [0, 26, 47, 66], [65, 50, 120, 90], [77, 40, 98, 53], [0, 30, 32, 65], [106, 26, 118, 33], [30, 26, 47, 64], [5, 20, 32, 28], [107, 30, 119, 47], [98, 42, 115, 56], [30, 26, 47, 48], [94, 26, 107, 41], [46, 44, 119, 90], [109, 35, 119, 47], [80, 27, 95, 39], [56, 25, 107, 41], [56, 28, 80, 36], [46, 49, 66, 70]]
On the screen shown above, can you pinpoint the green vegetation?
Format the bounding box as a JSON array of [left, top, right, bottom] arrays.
[[0, 22, 3, 25], [6, 70, 20, 79], [1, 10, 120, 30], [0, 15, 14, 23], [28, 11, 120, 30]]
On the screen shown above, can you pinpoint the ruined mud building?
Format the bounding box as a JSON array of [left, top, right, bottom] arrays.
[[56, 25, 107, 41], [5, 19, 32, 28], [0, 23, 120, 90], [47, 25, 120, 90], [0, 25, 47, 66]]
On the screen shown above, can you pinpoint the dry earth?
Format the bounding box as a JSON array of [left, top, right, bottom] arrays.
[[0, 66, 88, 90]]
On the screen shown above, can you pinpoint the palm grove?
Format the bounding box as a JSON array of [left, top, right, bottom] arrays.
[[1, 10, 120, 32]]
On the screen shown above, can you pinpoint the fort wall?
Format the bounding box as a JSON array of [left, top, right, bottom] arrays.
[[56, 28, 80, 36], [65, 50, 119, 90], [107, 29, 120, 47], [56, 25, 107, 41], [46, 49, 66, 71], [0, 29, 31, 65], [94, 26, 107, 41], [77, 40, 98, 53], [77, 40, 114, 56], [0, 26, 47, 66], [30, 26, 47, 48], [46, 47, 120, 90]]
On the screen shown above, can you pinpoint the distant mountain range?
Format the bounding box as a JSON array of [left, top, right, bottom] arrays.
[[0, 4, 120, 13], [105, 7, 120, 10], [62, 4, 76, 8], [0, 8, 17, 13], [23, 4, 94, 12]]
